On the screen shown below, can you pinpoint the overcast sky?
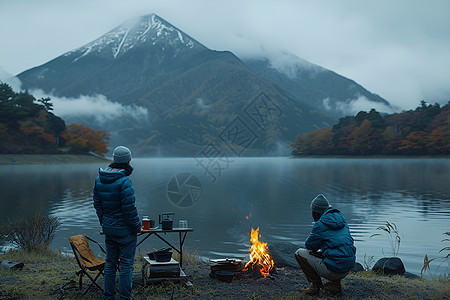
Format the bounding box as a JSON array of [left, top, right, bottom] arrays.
[[1, 0, 449, 111]]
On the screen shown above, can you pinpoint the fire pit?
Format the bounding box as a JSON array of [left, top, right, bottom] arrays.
[[209, 258, 244, 282], [210, 227, 276, 282]]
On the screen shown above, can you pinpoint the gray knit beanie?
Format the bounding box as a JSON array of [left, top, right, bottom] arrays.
[[310, 194, 331, 214], [113, 146, 132, 163]]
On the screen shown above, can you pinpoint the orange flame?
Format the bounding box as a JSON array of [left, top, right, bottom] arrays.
[[243, 227, 274, 278]]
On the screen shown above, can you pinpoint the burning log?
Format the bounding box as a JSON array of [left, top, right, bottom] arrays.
[[242, 227, 275, 278]]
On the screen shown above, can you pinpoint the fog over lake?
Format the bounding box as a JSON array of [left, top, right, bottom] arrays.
[[1, 157, 449, 276]]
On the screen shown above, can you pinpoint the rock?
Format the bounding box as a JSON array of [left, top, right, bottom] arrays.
[[0, 260, 24, 271], [267, 241, 304, 268], [351, 262, 364, 272], [403, 272, 420, 279], [372, 257, 405, 275]]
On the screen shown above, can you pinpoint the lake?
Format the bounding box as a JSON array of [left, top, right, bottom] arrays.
[[1, 157, 449, 276]]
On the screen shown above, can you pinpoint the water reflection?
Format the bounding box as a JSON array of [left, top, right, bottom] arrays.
[[0, 158, 449, 276]]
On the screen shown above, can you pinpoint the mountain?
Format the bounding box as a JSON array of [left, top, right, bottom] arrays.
[[243, 53, 391, 118], [17, 14, 388, 156], [19, 14, 208, 101]]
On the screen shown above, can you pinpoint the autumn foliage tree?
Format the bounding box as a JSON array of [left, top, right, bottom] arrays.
[[293, 128, 333, 155], [427, 109, 450, 154], [19, 120, 56, 148], [0, 83, 61, 153], [292, 101, 450, 156], [0, 82, 110, 156], [61, 124, 110, 156]]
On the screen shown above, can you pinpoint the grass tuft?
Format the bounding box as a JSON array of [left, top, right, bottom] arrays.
[[172, 248, 201, 266], [421, 231, 450, 280], [0, 246, 63, 264], [0, 247, 79, 299], [370, 221, 401, 257]]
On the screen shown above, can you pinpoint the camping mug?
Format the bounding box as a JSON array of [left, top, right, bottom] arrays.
[[142, 216, 150, 230], [149, 219, 155, 228], [179, 220, 188, 229]]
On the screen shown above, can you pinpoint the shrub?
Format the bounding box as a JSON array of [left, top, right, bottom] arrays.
[[1, 213, 60, 252]]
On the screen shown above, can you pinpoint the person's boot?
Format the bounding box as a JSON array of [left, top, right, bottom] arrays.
[[300, 281, 322, 295], [323, 280, 342, 295]]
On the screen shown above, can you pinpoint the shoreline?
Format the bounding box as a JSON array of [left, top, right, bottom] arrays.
[[0, 154, 111, 165], [2, 154, 448, 165], [290, 155, 450, 159], [0, 248, 448, 299]]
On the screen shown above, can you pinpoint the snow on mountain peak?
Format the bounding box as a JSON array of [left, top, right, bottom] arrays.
[[69, 14, 203, 62], [266, 51, 323, 79]]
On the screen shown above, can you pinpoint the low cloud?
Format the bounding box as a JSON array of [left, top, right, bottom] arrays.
[[31, 89, 149, 124], [326, 95, 395, 116], [322, 98, 331, 111], [0, 73, 149, 124], [0, 69, 22, 91], [195, 97, 210, 110], [265, 50, 322, 79], [346, 96, 395, 115], [237, 44, 323, 79]]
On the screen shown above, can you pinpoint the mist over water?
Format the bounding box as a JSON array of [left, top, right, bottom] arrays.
[[1, 157, 449, 276]]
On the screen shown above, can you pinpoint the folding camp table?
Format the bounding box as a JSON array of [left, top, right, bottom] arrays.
[[137, 228, 194, 268]]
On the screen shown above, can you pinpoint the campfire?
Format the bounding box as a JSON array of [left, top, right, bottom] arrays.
[[209, 227, 275, 282], [243, 227, 275, 278]]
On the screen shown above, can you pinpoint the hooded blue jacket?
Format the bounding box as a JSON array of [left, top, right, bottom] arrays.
[[93, 168, 141, 236], [305, 208, 356, 273]]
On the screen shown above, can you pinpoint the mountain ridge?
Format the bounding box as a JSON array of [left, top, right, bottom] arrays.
[[243, 54, 390, 117], [17, 14, 390, 156]]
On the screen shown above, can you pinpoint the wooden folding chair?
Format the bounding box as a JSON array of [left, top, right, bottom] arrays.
[[69, 235, 106, 295]]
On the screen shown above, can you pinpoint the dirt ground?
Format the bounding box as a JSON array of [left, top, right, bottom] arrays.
[[1, 254, 449, 299], [56, 260, 450, 299]]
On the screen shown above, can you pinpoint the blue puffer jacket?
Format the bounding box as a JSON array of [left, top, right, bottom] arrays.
[[305, 208, 356, 273], [93, 168, 141, 236]]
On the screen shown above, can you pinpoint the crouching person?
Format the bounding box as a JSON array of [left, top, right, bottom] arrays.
[[295, 194, 356, 296]]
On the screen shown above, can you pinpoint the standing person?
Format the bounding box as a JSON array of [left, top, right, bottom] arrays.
[[93, 146, 142, 300], [294, 194, 356, 296]]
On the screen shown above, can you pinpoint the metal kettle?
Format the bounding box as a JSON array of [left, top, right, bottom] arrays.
[[159, 212, 175, 230]]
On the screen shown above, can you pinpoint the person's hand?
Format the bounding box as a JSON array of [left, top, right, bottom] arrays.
[[309, 250, 324, 258]]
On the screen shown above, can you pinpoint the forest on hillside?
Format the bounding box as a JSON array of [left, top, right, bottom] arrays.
[[0, 83, 109, 156], [291, 101, 450, 156]]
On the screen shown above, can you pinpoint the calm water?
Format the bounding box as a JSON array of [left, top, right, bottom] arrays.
[[1, 157, 449, 276]]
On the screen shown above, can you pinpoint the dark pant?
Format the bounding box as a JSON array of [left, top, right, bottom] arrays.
[[104, 234, 137, 300], [294, 248, 349, 282]]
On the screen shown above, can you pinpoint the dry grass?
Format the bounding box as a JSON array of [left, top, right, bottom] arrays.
[[370, 221, 401, 257], [421, 231, 450, 280], [348, 271, 450, 299], [172, 248, 201, 266], [0, 248, 80, 299], [0, 246, 59, 264]]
